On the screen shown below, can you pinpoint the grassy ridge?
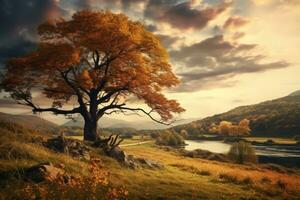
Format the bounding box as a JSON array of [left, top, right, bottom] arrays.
[[173, 95, 300, 137]]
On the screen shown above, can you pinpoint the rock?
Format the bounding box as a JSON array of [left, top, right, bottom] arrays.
[[105, 147, 164, 169], [44, 136, 90, 160], [82, 151, 91, 160], [124, 155, 140, 169], [106, 147, 127, 162], [26, 162, 64, 182], [123, 156, 164, 169]]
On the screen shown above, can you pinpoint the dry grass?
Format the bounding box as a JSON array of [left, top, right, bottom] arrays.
[[1, 124, 300, 200], [123, 143, 300, 199]]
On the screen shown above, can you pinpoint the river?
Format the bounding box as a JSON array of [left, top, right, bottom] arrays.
[[184, 140, 300, 167]]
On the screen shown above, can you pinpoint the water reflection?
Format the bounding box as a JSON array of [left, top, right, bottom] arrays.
[[184, 140, 231, 153], [184, 140, 300, 157]]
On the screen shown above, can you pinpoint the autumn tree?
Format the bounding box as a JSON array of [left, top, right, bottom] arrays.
[[213, 119, 251, 136], [1, 11, 184, 141], [218, 121, 232, 135]]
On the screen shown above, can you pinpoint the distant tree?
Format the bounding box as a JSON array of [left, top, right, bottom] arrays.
[[156, 130, 185, 147], [122, 132, 134, 139], [239, 119, 250, 127], [293, 135, 300, 142], [214, 119, 251, 136], [1, 11, 184, 142], [179, 129, 188, 139], [150, 132, 159, 139], [219, 121, 232, 135], [208, 123, 219, 134]]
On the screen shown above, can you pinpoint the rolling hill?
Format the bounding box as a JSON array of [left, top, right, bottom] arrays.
[[63, 115, 197, 130], [173, 92, 300, 137], [0, 112, 59, 133]]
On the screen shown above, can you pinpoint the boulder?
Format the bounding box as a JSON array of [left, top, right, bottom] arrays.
[[44, 136, 90, 160], [106, 147, 127, 162], [106, 147, 164, 169], [26, 162, 64, 182]]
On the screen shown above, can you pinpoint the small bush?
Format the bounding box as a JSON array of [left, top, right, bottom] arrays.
[[276, 179, 286, 190], [156, 130, 185, 147], [11, 158, 128, 200], [219, 173, 238, 183], [261, 176, 271, 184], [227, 141, 257, 164], [198, 170, 211, 176], [241, 176, 253, 185]]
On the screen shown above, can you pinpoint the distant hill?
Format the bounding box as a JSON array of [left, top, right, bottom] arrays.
[[0, 112, 59, 133], [288, 90, 300, 97], [63, 115, 197, 130], [173, 95, 300, 137]]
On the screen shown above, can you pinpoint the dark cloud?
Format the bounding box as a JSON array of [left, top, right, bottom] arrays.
[[170, 35, 289, 92], [223, 16, 249, 30], [144, 0, 232, 30], [0, 39, 36, 65], [145, 24, 158, 32], [0, 0, 66, 66], [63, 0, 145, 11], [155, 34, 182, 49]]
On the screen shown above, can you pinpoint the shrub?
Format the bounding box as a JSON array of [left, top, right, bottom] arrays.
[[179, 129, 188, 139], [156, 130, 185, 147], [13, 158, 128, 200], [150, 132, 159, 139], [276, 179, 286, 190], [241, 176, 253, 185], [227, 141, 257, 164], [122, 133, 134, 139], [261, 176, 271, 184], [219, 173, 238, 183], [198, 170, 211, 176]]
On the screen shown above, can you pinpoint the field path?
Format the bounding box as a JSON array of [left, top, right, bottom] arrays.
[[120, 141, 151, 147]]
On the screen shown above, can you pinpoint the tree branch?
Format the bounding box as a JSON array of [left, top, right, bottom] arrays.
[[59, 69, 89, 117], [32, 106, 81, 115], [14, 92, 82, 115], [100, 103, 173, 126], [97, 87, 127, 105]]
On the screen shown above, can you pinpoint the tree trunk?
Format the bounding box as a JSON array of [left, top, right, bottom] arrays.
[[83, 119, 98, 141]]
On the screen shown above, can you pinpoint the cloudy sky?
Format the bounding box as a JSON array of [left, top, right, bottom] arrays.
[[0, 0, 299, 124]]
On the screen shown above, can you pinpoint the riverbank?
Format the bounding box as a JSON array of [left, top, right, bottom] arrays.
[[184, 139, 300, 168]]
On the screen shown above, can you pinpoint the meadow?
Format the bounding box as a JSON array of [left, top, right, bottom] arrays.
[[1, 124, 300, 200]]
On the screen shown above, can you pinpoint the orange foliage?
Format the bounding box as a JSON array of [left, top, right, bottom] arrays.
[[210, 119, 251, 136], [20, 158, 128, 200], [1, 11, 184, 139]]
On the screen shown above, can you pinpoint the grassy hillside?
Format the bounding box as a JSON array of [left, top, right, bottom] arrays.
[[173, 95, 300, 137], [0, 112, 59, 134], [1, 121, 300, 199]]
